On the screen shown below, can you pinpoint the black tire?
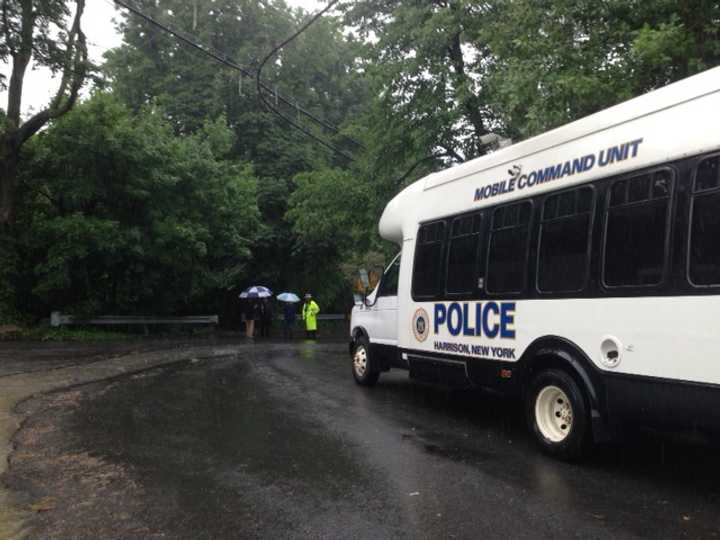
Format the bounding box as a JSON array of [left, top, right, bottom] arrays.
[[526, 369, 590, 460], [351, 335, 380, 386]]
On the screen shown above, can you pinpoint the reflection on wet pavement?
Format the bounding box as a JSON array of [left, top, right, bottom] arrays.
[[5, 340, 720, 539]]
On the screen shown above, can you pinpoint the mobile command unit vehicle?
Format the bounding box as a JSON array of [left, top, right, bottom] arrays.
[[349, 67, 720, 459]]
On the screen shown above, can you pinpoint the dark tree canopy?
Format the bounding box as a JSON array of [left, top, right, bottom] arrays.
[[1, 0, 89, 225], [1, 0, 719, 323]]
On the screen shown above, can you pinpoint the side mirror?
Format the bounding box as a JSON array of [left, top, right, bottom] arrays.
[[353, 293, 364, 306], [355, 267, 384, 307], [359, 269, 370, 290]]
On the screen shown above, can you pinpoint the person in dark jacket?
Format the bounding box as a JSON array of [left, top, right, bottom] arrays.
[[243, 299, 258, 338], [259, 298, 273, 338], [282, 302, 296, 339]]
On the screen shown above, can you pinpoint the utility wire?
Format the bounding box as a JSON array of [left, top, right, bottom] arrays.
[[111, 0, 362, 159], [255, 0, 355, 162]]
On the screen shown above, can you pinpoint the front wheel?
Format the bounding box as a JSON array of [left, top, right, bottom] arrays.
[[352, 335, 380, 386], [526, 369, 590, 460]]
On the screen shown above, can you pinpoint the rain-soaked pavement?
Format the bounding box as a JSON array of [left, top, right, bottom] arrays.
[[5, 339, 720, 539]]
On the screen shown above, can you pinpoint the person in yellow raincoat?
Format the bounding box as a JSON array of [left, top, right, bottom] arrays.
[[302, 293, 320, 339]]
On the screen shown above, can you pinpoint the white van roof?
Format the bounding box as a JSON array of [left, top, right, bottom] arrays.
[[379, 67, 720, 244]]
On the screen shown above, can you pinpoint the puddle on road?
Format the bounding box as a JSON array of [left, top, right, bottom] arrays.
[[68, 355, 373, 536]]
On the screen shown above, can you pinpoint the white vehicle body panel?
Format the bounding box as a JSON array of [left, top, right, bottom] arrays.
[[348, 67, 720, 389]]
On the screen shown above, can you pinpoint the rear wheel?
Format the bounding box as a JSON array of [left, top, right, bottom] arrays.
[[352, 335, 380, 386], [527, 369, 589, 460]]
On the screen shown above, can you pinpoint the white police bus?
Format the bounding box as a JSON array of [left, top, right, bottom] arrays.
[[349, 67, 720, 459]]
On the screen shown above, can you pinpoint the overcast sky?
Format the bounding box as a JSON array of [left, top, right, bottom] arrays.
[[1, 0, 324, 117]]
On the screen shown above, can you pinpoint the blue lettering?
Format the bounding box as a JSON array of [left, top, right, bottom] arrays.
[[629, 138, 643, 157], [571, 157, 585, 175], [475, 302, 482, 337], [525, 171, 536, 187], [598, 149, 609, 166], [600, 145, 624, 167], [560, 160, 572, 177], [538, 164, 562, 184], [447, 303, 462, 336], [434, 304, 446, 334], [482, 302, 500, 338], [500, 302, 516, 338], [462, 303, 475, 336]]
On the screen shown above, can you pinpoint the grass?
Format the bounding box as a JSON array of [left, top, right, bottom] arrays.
[[1, 326, 139, 343]]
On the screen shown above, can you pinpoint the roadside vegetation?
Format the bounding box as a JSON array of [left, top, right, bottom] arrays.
[[1, 0, 718, 327]]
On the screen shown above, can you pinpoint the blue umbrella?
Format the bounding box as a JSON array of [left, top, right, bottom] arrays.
[[239, 285, 273, 299], [277, 292, 301, 303]]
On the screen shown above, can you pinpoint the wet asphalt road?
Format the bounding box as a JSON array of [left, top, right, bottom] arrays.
[[23, 340, 720, 538]]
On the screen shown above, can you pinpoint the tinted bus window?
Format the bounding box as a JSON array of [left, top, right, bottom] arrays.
[[379, 255, 401, 297], [603, 169, 674, 287], [486, 201, 532, 294], [538, 187, 594, 293], [412, 221, 445, 297], [446, 213, 482, 295], [689, 155, 720, 286]]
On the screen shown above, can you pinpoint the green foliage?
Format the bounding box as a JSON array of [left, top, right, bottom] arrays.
[[9, 93, 260, 317], [20, 327, 138, 343], [5, 0, 720, 324], [288, 168, 373, 252], [480, 0, 720, 138]]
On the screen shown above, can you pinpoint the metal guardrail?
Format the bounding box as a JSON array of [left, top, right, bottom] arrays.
[[50, 312, 346, 328], [316, 314, 346, 321], [50, 312, 219, 328]]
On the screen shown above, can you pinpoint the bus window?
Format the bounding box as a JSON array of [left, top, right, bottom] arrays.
[[603, 169, 674, 288], [445, 213, 483, 295], [378, 255, 400, 297], [486, 201, 532, 294], [538, 186, 595, 293], [412, 221, 446, 298], [689, 155, 720, 286]]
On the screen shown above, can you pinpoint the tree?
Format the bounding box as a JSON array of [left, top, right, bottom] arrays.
[[12, 93, 261, 316], [480, 0, 720, 139], [342, 0, 496, 168], [0, 0, 89, 225], [105, 0, 372, 311], [105, 0, 366, 174]]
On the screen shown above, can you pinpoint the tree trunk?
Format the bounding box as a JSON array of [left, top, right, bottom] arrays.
[[0, 140, 19, 226], [448, 32, 487, 158]]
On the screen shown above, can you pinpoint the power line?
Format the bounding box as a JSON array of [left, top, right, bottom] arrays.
[[110, 0, 361, 160], [255, 0, 354, 162]]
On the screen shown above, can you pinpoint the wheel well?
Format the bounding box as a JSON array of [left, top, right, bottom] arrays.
[[519, 336, 604, 416], [352, 327, 367, 339], [524, 354, 592, 408], [349, 327, 368, 355]]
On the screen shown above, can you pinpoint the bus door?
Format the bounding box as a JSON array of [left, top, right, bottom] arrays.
[[370, 254, 401, 346]]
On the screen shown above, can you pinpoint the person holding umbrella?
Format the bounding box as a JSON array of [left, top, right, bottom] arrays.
[[302, 293, 320, 339], [239, 286, 273, 339], [243, 300, 256, 338], [277, 292, 300, 339]]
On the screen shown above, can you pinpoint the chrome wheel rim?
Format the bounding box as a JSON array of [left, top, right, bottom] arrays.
[[353, 345, 368, 378], [535, 385, 573, 442]]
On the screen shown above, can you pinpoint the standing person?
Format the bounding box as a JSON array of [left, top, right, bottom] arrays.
[[302, 293, 320, 339], [282, 301, 296, 339], [243, 299, 256, 338], [251, 299, 263, 338], [259, 298, 273, 338]]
